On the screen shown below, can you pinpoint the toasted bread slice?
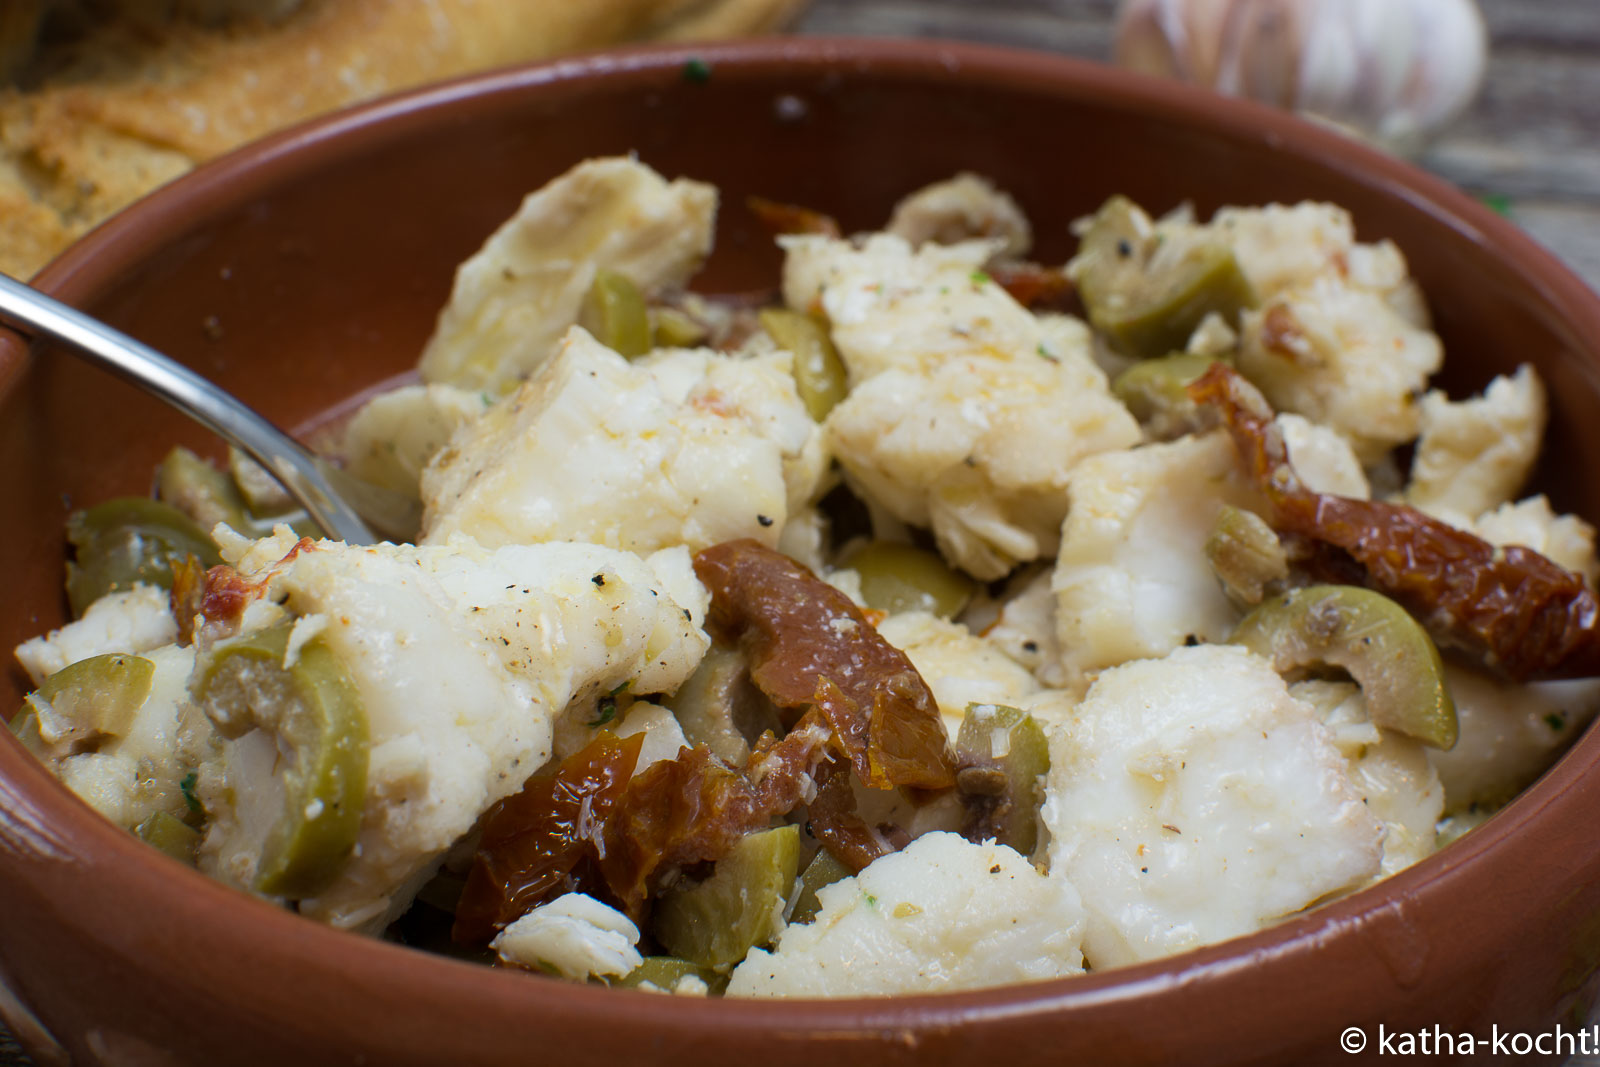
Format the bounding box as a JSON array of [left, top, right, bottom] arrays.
[[0, 0, 807, 277]]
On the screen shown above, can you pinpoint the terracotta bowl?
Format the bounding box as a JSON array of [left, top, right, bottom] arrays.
[[4, 37, 1600, 1067]]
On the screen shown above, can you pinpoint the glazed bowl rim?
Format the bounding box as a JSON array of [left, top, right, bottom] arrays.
[[7, 33, 1600, 1036]]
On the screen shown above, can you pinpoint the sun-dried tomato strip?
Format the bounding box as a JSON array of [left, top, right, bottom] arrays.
[[171, 539, 316, 645], [747, 195, 842, 239], [599, 715, 834, 916], [807, 759, 893, 873], [1191, 363, 1600, 681], [694, 539, 956, 790], [988, 260, 1076, 312], [452, 731, 644, 944]]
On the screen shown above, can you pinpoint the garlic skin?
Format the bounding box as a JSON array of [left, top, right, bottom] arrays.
[[1115, 0, 1488, 157]]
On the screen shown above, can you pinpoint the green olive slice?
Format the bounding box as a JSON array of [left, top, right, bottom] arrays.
[[1230, 585, 1457, 749], [26, 653, 155, 752], [7, 705, 46, 758], [653, 824, 799, 969], [1112, 351, 1228, 437], [954, 702, 1050, 856], [651, 306, 709, 349], [157, 446, 254, 532], [197, 622, 368, 897], [580, 268, 652, 359], [788, 846, 852, 925], [1204, 505, 1288, 606], [65, 497, 221, 616], [846, 541, 976, 619], [1075, 196, 1256, 359], [615, 956, 727, 994], [136, 810, 201, 865], [759, 307, 847, 421], [662, 645, 758, 765]]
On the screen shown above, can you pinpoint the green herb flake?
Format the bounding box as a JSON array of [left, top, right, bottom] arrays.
[[1544, 712, 1566, 732], [864, 894, 878, 908], [969, 270, 991, 287], [683, 58, 712, 84], [180, 771, 201, 814], [1036, 343, 1059, 363], [588, 698, 619, 729], [1480, 193, 1513, 217]]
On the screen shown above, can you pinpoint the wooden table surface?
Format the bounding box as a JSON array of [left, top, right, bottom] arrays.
[[795, 0, 1600, 292], [2, 3, 1594, 1064]]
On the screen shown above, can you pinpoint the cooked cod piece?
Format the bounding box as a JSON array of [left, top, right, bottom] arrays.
[[1237, 274, 1443, 465], [418, 157, 717, 391], [1405, 365, 1547, 520], [1204, 202, 1425, 320], [189, 529, 709, 930], [1470, 496, 1600, 585], [884, 172, 1032, 258], [1042, 644, 1385, 969], [421, 327, 826, 555], [786, 230, 1139, 579], [727, 832, 1086, 997], [20, 643, 198, 833], [1290, 680, 1444, 878], [14, 583, 177, 686], [1050, 431, 1267, 691], [1126, 199, 1441, 463], [1428, 663, 1600, 814], [336, 383, 492, 497], [493, 893, 643, 981], [874, 610, 1043, 737]]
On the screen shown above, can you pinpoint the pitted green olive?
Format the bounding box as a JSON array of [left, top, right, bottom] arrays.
[[846, 541, 976, 619], [663, 645, 757, 765], [954, 702, 1050, 856], [7, 705, 45, 757], [789, 846, 852, 925], [25, 653, 155, 753], [615, 956, 727, 994], [581, 268, 652, 359], [64, 497, 221, 616], [1230, 585, 1457, 749], [1075, 196, 1257, 359], [157, 446, 254, 533], [197, 622, 368, 897], [653, 824, 799, 969], [136, 810, 201, 865], [651, 306, 708, 349], [160, 446, 316, 539], [1204, 505, 1289, 606], [1112, 351, 1229, 438], [759, 308, 847, 421]]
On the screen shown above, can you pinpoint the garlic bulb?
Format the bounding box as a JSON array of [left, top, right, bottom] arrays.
[[1115, 0, 1488, 157]]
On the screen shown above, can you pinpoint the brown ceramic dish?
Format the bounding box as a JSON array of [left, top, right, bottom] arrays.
[[3, 36, 1600, 1067]]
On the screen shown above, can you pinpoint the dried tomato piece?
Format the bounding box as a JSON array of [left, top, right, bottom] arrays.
[[452, 731, 643, 944], [694, 539, 956, 790], [987, 260, 1077, 312], [746, 195, 842, 239], [599, 715, 833, 915], [1191, 363, 1600, 681], [807, 759, 894, 873]]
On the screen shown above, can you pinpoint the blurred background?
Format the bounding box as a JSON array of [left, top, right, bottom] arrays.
[[0, 0, 1592, 286], [794, 0, 1600, 290]]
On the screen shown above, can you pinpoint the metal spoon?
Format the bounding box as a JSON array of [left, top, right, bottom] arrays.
[[0, 271, 420, 544]]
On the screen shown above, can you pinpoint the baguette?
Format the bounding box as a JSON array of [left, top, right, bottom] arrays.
[[0, 0, 807, 278]]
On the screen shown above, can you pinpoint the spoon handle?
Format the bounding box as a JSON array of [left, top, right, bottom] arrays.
[[0, 271, 376, 545]]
